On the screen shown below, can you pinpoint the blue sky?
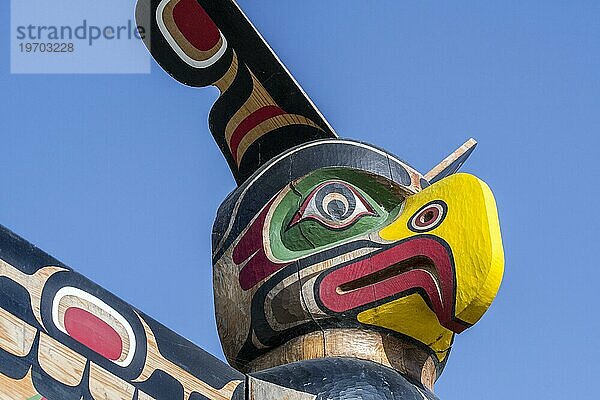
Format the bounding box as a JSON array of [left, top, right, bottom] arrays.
[[1, 1, 599, 398]]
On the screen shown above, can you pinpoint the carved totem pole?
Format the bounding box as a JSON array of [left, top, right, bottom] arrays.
[[0, 1, 504, 399]]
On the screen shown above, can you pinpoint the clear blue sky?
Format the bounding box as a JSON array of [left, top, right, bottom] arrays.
[[2, 1, 599, 398]]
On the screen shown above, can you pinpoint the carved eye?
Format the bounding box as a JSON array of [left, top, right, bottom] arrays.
[[408, 201, 447, 232], [289, 181, 377, 229]]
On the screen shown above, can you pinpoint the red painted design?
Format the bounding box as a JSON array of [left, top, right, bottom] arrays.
[[234, 200, 290, 290], [229, 106, 286, 161], [64, 307, 123, 360], [319, 237, 466, 333], [172, 0, 221, 51]]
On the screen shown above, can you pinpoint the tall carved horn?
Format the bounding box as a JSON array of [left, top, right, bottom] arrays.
[[136, 0, 338, 183]]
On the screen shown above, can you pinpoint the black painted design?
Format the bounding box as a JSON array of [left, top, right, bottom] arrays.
[[135, 0, 337, 183], [0, 224, 244, 400], [251, 358, 439, 400]]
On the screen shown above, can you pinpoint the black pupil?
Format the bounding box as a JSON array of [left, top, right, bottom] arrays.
[[422, 210, 435, 223], [327, 200, 347, 220], [315, 182, 357, 222]]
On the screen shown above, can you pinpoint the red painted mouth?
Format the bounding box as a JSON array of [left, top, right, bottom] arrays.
[[319, 236, 467, 333]]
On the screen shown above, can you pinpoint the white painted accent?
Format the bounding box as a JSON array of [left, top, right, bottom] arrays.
[[52, 286, 137, 367], [156, 0, 228, 69], [301, 275, 328, 318], [416, 386, 431, 399], [417, 269, 444, 307]]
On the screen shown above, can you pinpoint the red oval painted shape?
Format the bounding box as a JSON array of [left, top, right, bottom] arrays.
[[64, 307, 123, 361], [172, 0, 221, 51]]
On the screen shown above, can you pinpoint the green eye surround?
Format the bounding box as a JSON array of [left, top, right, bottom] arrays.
[[268, 168, 405, 258]]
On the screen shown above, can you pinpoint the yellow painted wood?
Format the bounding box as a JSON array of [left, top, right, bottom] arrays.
[[379, 173, 504, 327]]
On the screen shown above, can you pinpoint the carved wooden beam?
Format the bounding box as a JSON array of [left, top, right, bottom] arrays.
[[0, 225, 245, 400]]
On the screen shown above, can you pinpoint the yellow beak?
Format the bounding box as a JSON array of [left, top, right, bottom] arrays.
[[357, 173, 504, 361]]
